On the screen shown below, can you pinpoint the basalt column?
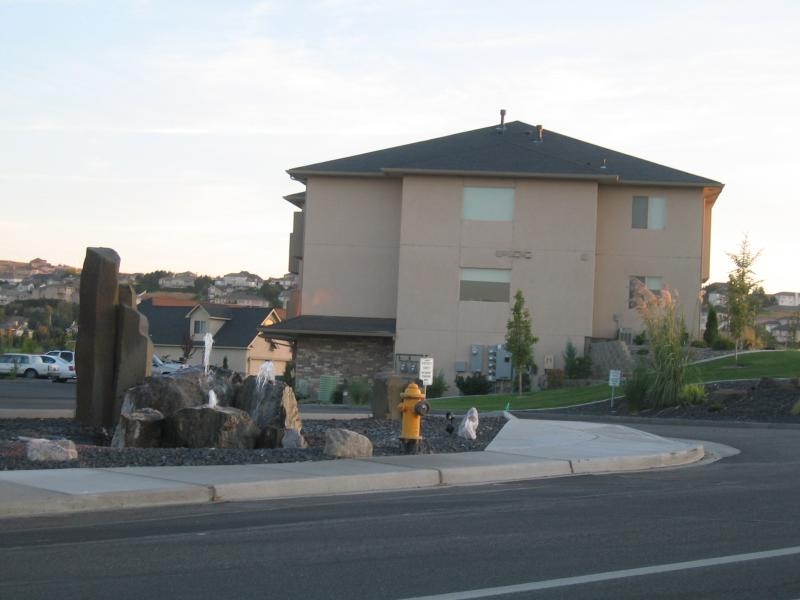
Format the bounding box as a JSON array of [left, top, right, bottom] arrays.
[[76, 248, 151, 428]]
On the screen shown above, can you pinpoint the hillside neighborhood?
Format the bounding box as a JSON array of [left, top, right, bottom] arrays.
[[0, 258, 297, 378]]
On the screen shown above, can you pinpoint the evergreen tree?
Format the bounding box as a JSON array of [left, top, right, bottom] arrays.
[[703, 305, 719, 345], [726, 236, 761, 361], [505, 290, 538, 395]]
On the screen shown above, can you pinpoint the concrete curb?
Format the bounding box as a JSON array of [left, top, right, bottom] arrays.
[[0, 415, 715, 518]]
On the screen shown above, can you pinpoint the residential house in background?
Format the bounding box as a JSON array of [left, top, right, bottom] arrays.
[[265, 117, 723, 394], [217, 272, 262, 289], [225, 291, 270, 307], [158, 272, 197, 289], [137, 298, 290, 376], [775, 292, 799, 307]]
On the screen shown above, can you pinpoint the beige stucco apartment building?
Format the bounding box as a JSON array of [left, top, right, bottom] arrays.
[[264, 118, 723, 395]]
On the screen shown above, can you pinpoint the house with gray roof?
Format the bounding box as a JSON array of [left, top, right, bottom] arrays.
[[266, 114, 723, 395], [138, 298, 290, 376]]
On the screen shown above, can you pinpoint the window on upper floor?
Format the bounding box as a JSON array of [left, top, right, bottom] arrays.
[[632, 196, 666, 230], [629, 275, 662, 308], [193, 320, 208, 334], [463, 187, 514, 221], [460, 268, 511, 302]]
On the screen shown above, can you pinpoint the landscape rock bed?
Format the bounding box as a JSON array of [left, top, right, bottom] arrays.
[[541, 378, 800, 424], [0, 415, 507, 471]]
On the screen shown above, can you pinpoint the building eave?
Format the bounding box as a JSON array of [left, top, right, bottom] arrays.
[[380, 168, 620, 183]]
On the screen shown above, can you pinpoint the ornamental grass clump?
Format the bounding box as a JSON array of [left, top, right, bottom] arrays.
[[632, 282, 694, 409]]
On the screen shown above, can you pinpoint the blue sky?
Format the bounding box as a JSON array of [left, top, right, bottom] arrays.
[[1, 0, 798, 292]]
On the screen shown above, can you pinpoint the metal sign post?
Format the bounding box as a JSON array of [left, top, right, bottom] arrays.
[[608, 369, 621, 410], [419, 357, 434, 393]]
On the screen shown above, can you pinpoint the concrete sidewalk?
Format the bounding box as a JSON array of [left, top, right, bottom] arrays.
[[0, 414, 717, 519]]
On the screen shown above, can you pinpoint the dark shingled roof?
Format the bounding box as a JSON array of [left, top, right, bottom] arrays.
[[138, 299, 271, 349], [138, 300, 187, 346], [212, 307, 271, 347], [260, 315, 396, 338], [288, 120, 722, 187]]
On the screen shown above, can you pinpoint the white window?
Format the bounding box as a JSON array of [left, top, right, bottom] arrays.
[[460, 268, 511, 302], [632, 196, 666, 230], [629, 276, 662, 308], [463, 187, 514, 221], [193, 320, 208, 334]]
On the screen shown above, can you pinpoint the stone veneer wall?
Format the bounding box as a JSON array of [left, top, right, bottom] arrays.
[[295, 335, 395, 398]]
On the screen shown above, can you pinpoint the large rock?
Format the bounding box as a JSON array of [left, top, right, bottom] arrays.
[[165, 405, 260, 449], [281, 428, 308, 449], [25, 438, 78, 462], [234, 378, 305, 448], [111, 408, 164, 448], [120, 373, 208, 418], [76, 247, 121, 427], [112, 285, 153, 420], [324, 428, 373, 458]]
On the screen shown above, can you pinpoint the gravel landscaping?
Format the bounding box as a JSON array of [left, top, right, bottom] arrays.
[[0, 413, 507, 472], [2, 378, 797, 472], [538, 378, 800, 424]]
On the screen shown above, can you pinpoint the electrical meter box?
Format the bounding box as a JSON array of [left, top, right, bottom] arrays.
[[469, 344, 484, 373], [494, 344, 513, 380]]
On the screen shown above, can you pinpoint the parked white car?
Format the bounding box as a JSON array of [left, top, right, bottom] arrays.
[[152, 355, 187, 375], [46, 349, 75, 363], [43, 355, 77, 382], [0, 353, 56, 379]]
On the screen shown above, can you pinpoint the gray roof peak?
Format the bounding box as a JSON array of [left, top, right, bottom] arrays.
[[288, 120, 722, 188]]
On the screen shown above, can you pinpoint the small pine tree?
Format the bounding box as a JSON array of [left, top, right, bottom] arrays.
[[703, 305, 719, 345], [726, 236, 762, 361], [505, 290, 538, 396]]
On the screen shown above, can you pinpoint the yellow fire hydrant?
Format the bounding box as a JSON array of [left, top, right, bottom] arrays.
[[397, 381, 430, 454]]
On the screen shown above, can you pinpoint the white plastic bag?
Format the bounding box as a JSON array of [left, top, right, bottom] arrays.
[[457, 407, 480, 440]]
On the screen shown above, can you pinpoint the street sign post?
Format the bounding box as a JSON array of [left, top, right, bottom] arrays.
[[419, 357, 434, 387], [608, 369, 621, 410]]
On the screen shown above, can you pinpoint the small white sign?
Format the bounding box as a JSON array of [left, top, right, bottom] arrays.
[[609, 369, 621, 387], [419, 357, 434, 386]]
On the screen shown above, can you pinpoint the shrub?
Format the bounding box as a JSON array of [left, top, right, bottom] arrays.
[[707, 403, 723, 412], [331, 384, 345, 404], [455, 372, 493, 396], [346, 377, 372, 405], [678, 383, 707, 405], [623, 367, 651, 412], [426, 369, 449, 398], [791, 399, 800, 416], [632, 284, 690, 408], [633, 331, 647, 345], [564, 341, 593, 379], [690, 340, 707, 348], [545, 368, 565, 389], [704, 305, 719, 345], [711, 336, 736, 351]]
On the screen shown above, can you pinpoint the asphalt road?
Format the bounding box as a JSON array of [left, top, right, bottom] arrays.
[[0, 378, 75, 411], [1, 422, 799, 600]]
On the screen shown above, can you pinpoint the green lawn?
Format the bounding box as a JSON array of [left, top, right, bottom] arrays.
[[429, 383, 614, 412], [428, 350, 800, 413], [695, 350, 800, 381]]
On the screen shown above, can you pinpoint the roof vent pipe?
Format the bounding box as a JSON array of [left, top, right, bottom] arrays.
[[535, 124, 544, 142], [497, 109, 507, 133]]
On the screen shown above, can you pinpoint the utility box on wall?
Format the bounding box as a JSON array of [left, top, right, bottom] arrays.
[[486, 344, 512, 381], [469, 344, 484, 373], [493, 344, 513, 381]]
